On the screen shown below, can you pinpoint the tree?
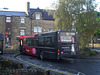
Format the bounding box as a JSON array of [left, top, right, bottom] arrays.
[[54, 0, 74, 30], [54, 0, 98, 49], [75, 0, 98, 48], [94, 29, 100, 37]]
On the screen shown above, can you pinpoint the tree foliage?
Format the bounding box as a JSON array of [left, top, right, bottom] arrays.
[[54, 0, 98, 48], [94, 29, 100, 37]]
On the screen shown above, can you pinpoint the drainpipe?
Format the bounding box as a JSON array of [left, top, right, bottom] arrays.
[[30, 17, 32, 34]]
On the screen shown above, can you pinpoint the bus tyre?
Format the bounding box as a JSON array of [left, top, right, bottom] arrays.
[[40, 52, 44, 60]]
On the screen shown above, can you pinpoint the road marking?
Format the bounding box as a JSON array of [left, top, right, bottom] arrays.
[[15, 56, 73, 75]]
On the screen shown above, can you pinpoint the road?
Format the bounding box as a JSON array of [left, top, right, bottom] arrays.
[[15, 54, 100, 75]]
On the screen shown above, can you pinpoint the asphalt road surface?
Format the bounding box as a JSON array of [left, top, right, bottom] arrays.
[[18, 54, 100, 75]]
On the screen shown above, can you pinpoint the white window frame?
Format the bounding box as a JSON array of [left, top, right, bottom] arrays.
[[38, 27, 42, 32], [20, 29, 25, 35], [34, 27, 38, 32], [20, 17, 25, 23], [6, 17, 11, 22], [34, 27, 42, 32], [35, 14, 40, 19]]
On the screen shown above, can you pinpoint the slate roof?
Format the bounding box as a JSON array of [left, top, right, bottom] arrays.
[[0, 8, 55, 20], [29, 8, 55, 20], [0, 11, 27, 16]]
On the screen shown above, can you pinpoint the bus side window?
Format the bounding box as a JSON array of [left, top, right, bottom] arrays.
[[30, 38, 34, 46], [34, 36, 38, 46], [45, 37, 51, 46], [45, 36, 55, 47], [26, 38, 30, 46], [51, 36, 55, 47], [39, 36, 45, 46]]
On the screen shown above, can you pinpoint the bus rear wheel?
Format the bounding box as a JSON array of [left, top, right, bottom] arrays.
[[40, 52, 44, 60]]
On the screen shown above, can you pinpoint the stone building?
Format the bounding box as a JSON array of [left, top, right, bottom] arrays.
[[0, 2, 55, 50], [26, 2, 55, 34]]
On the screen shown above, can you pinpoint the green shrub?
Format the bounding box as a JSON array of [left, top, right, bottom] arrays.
[[79, 47, 97, 56], [79, 47, 91, 56], [90, 51, 97, 56]]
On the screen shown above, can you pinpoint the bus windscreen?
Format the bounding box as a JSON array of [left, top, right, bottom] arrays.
[[60, 32, 75, 42]]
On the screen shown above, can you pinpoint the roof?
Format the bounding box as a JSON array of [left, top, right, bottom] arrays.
[[29, 8, 55, 20], [0, 11, 27, 16]]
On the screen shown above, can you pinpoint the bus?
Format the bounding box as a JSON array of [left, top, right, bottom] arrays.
[[20, 30, 79, 59]]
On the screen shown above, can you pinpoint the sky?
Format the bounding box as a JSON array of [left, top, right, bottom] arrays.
[[0, 0, 57, 11], [0, 0, 100, 12]]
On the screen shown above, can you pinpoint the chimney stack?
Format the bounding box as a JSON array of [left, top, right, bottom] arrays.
[[26, 2, 30, 15]]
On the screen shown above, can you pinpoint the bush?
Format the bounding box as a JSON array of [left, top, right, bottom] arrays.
[[79, 47, 97, 56], [90, 51, 97, 56], [79, 47, 91, 56]]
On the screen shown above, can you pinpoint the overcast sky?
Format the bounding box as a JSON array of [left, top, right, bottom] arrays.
[[0, 0, 100, 11]]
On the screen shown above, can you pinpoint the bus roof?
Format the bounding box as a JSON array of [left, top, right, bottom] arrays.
[[20, 30, 77, 39], [20, 34, 36, 39], [38, 30, 77, 35]]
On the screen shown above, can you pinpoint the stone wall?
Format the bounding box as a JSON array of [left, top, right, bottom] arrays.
[[32, 19, 55, 33], [0, 14, 55, 50], [0, 15, 6, 50], [11, 16, 31, 50]]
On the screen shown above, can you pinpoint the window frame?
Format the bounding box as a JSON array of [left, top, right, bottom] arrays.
[[35, 13, 40, 19], [6, 17, 11, 23], [34, 26, 42, 33], [20, 17, 25, 23], [20, 29, 25, 36]]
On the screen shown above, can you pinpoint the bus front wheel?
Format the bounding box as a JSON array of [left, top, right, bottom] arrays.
[[40, 52, 44, 60]]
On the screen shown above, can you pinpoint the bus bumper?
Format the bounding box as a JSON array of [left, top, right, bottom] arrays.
[[60, 54, 78, 58]]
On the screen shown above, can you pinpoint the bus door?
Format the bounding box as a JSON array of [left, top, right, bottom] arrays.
[[24, 38, 31, 55], [20, 39, 23, 53]]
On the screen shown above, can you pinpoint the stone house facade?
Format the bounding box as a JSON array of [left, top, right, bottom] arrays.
[[0, 2, 55, 50]]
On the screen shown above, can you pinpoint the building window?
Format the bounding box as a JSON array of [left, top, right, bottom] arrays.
[[34, 27, 37, 32], [34, 27, 42, 32], [6, 17, 11, 22], [35, 14, 40, 19], [38, 27, 42, 32], [20, 29, 25, 35], [48, 28, 52, 32], [20, 17, 25, 23]]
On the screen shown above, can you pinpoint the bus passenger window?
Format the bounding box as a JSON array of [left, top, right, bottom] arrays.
[[51, 36, 55, 43], [39, 37, 44, 46], [45, 37, 51, 46], [51, 36, 55, 47], [30, 38, 34, 46], [26, 38, 30, 46]]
